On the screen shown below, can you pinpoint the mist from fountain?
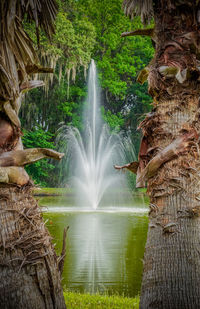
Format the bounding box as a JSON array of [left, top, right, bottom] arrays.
[[61, 60, 134, 210]]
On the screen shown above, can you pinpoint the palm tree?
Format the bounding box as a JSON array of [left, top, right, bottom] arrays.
[[0, 1, 66, 307], [121, 0, 200, 308]]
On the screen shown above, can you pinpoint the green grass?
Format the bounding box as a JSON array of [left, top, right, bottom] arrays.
[[34, 187, 148, 198], [33, 187, 70, 196], [63, 291, 140, 309]]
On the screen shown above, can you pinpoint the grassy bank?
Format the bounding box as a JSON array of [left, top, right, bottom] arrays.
[[34, 187, 147, 197], [63, 291, 139, 309], [33, 187, 69, 196]]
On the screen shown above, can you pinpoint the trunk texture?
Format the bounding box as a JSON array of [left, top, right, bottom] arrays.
[[0, 2, 66, 307], [0, 185, 66, 308], [139, 2, 200, 308], [140, 99, 200, 308]]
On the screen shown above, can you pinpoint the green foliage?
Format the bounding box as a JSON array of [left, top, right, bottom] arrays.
[[101, 107, 124, 130], [24, 8, 96, 71], [77, 0, 154, 153], [63, 291, 140, 309], [124, 82, 152, 152], [78, 0, 154, 97], [22, 127, 55, 187], [53, 11, 96, 69]]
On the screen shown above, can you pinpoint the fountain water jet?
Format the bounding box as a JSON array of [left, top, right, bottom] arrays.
[[63, 60, 133, 210]]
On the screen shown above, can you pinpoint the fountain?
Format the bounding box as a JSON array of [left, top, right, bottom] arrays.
[[65, 60, 132, 210], [44, 60, 148, 295]]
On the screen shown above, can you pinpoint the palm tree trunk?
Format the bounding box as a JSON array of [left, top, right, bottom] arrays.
[[140, 98, 200, 308], [0, 1, 66, 306], [139, 2, 200, 308], [0, 111, 65, 308], [0, 185, 66, 308]]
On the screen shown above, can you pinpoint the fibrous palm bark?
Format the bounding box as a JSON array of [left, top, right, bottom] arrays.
[[120, 0, 200, 308], [0, 1, 66, 308]]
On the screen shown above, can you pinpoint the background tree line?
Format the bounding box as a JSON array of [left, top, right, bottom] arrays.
[[21, 0, 154, 187]]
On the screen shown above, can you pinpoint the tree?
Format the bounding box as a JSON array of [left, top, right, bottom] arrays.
[[0, 1, 66, 307], [23, 127, 56, 187], [78, 0, 154, 134], [120, 0, 200, 308]]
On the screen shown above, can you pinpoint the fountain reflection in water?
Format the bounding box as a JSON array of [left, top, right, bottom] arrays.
[[65, 59, 133, 210]]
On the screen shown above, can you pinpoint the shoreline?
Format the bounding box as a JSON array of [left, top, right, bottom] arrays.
[[33, 187, 147, 197]]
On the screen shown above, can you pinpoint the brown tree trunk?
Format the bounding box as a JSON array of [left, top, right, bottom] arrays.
[[139, 2, 200, 308], [140, 98, 200, 308], [0, 1, 66, 307], [0, 185, 66, 309], [0, 92, 65, 309]]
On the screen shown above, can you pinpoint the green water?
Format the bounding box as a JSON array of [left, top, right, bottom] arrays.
[[40, 196, 148, 298]]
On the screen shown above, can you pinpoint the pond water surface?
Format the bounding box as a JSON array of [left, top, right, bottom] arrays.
[[40, 195, 148, 298]]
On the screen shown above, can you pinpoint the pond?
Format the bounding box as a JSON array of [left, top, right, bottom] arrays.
[[39, 195, 148, 298]]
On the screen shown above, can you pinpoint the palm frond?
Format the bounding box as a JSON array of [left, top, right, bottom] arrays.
[[0, 0, 58, 104], [17, 0, 58, 38], [122, 0, 153, 24], [0, 0, 58, 129]]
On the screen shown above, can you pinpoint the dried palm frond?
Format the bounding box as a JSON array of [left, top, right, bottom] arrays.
[[16, 0, 58, 39], [122, 0, 153, 24], [0, 0, 57, 112]]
